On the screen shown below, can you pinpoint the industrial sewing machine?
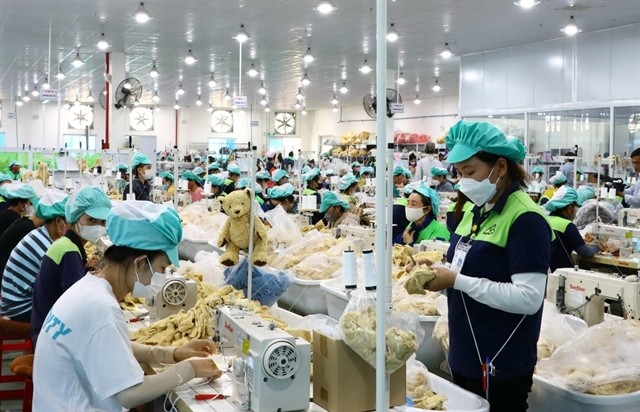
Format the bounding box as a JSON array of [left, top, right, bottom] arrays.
[[213, 306, 311, 412], [147, 276, 198, 320], [593, 222, 640, 259], [618, 209, 640, 228], [335, 224, 376, 250], [414, 239, 451, 255], [546, 267, 640, 326]]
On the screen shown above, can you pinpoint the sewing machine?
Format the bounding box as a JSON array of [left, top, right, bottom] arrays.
[[593, 222, 640, 258], [618, 209, 640, 228], [147, 276, 198, 320], [335, 225, 376, 250], [205, 197, 221, 212], [151, 188, 164, 204], [546, 267, 640, 326], [213, 306, 311, 412], [414, 239, 451, 255], [176, 191, 191, 209]]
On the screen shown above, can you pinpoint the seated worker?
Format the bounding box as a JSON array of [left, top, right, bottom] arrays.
[[207, 174, 227, 199], [577, 185, 596, 204], [32, 201, 222, 411], [302, 168, 324, 224], [392, 181, 421, 244], [396, 181, 450, 246], [266, 183, 296, 213], [193, 166, 206, 180], [392, 166, 410, 197], [0, 174, 13, 213], [322, 169, 335, 190], [1, 191, 69, 322], [351, 161, 362, 179], [338, 173, 359, 210], [159, 171, 175, 199], [531, 166, 547, 187], [540, 172, 568, 206], [545, 186, 599, 271], [359, 166, 374, 184], [445, 183, 473, 233], [123, 153, 153, 201], [431, 167, 454, 192], [0, 183, 39, 237], [271, 169, 290, 186], [606, 178, 627, 206], [182, 171, 204, 203], [7, 160, 21, 181], [31, 186, 112, 348], [207, 162, 221, 175], [115, 164, 129, 193], [236, 177, 268, 212], [255, 171, 271, 197], [224, 164, 241, 194], [321, 191, 361, 229]]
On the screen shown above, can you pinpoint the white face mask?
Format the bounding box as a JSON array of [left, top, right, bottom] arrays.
[[76, 223, 105, 243], [24, 204, 35, 217], [144, 170, 155, 180], [405, 206, 427, 222], [458, 167, 500, 207], [131, 258, 167, 299]]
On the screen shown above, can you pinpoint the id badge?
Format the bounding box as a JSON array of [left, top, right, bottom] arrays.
[[451, 240, 472, 273]]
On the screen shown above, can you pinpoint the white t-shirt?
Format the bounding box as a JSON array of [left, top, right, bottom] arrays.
[[33, 274, 144, 412], [415, 155, 443, 181]]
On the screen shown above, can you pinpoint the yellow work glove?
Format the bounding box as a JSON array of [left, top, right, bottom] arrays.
[[404, 267, 437, 295]]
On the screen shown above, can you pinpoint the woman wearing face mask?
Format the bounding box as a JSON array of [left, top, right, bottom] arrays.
[[32, 201, 221, 411], [7, 160, 22, 181], [255, 170, 271, 198], [207, 174, 228, 200], [392, 166, 411, 197], [0, 182, 39, 237], [431, 167, 454, 192], [545, 186, 599, 271], [397, 182, 450, 246], [124, 153, 153, 201], [531, 166, 547, 187], [159, 171, 175, 199], [271, 169, 290, 187], [0, 173, 13, 213], [266, 183, 296, 213], [182, 171, 204, 203], [302, 168, 324, 224], [539, 172, 567, 206], [192, 166, 206, 180], [415, 121, 552, 412], [207, 162, 221, 175], [31, 186, 112, 348], [1, 191, 69, 323], [338, 173, 360, 211], [320, 192, 361, 229], [224, 164, 242, 195], [236, 177, 268, 212]]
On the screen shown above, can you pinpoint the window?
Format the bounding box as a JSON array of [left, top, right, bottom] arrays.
[[207, 137, 236, 154], [0, 132, 5, 148], [63, 134, 97, 150]]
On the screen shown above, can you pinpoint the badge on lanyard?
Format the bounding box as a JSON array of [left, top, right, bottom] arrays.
[[451, 239, 472, 273]]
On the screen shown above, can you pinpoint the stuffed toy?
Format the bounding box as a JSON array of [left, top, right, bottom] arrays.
[[36, 162, 49, 186], [217, 188, 269, 267]]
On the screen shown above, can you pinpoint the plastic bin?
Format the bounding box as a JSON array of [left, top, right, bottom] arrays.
[[178, 235, 214, 261], [320, 278, 445, 370], [278, 278, 328, 316], [528, 374, 640, 412]]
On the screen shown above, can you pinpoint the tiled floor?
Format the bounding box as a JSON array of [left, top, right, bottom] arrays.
[[0, 347, 29, 412]]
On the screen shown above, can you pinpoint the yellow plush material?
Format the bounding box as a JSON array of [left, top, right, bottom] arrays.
[[217, 189, 269, 267]]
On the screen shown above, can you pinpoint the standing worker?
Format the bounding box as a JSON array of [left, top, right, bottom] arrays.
[[412, 121, 552, 412], [0, 183, 39, 237], [0, 174, 13, 213], [560, 151, 576, 187], [623, 147, 640, 207], [415, 142, 443, 181], [123, 153, 153, 201], [397, 182, 450, 246], [540, 173, 567, 206], [7, 161, 22, 181]]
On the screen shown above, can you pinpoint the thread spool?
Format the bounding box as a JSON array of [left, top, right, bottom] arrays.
[[342, 248, 357, 290], [600, 187, 608, 199], [65, 178, 73, 190], [608, 188, 617, 199], [47, 176, 53, 186], [362, 249, 376, 290], [204, 182, 212, 194]]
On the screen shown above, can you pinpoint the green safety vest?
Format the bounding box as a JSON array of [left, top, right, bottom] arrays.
[[455, 190, 554, 245], [394, 197, 408, 206], [224, 179, 233, 186], [303, 188, 317, 196], [408, 219, 451, 243], [447, 201, 473, 213], [46, 236, 81, 264], [256, 195, 264, 205], [547, 215, 571, 234]]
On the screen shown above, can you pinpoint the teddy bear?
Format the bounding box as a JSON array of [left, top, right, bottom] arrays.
[[217, 188, 269, 267]]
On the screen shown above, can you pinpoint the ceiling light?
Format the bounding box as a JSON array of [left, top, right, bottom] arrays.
[[208, 73, 217, 88], [439, 43, 453, 59], [260, 96, 268, 106], [258, 82, 267, 95], [196, 95, 203, 106], [134, 2, 152, 24], [396, 72, 406, 85], [414, 94, 422, 105], [332, 105, 339, 113], [264, 106, 271, 113], [359, 59, 372, 74], [73, 96, 80, 105], [62, 102, 70, 109], [296, 88, 304, 101], [514, 0, 540, 9], [149, 64, 159, 78], [223, 89, 231, 101], [339, 82, 348, 94], [247, 64, 259, 77], [96, 33, 110, 50], [72, 52, 84, 68], [42, 77, 50, 90], [235, 24, 250, 43], [31, 85, 40, 97], [173, 101, 181, 110], [124, 80, 132, 89], [301, 73, 311, 86], [303, 47, 314, 64], [87, 90, 94, 102], [432, 79, 441, 92], [16, 100, 23, 107], [55, 67, 66, 80], [102, 89, 107, 95], [177, 83, 185, 96], [294, 102, 302, 110], [387, 23, 400, 42], [561, 16, 582, 36], [155, 105, 161, 111], [22, 94, 30, 102], [185, 49, 197, 65], [315, 1, 337, 15], [133, 99, 140, 106], [301, 107, 307, 116], [152, 91, 160, 102], [207, 104, 214, 113]]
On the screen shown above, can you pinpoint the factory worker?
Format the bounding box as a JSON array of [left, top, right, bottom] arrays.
[[604, 177, 627, 206], [115, 164, 129, 193], [301, 164, 311, 175], [351, 161, 362, 179], [623, 147, 640, 207], [393, 166, 410, 197], [415, 142, 443, 181], [0, 183, 39, 237], [545, 186, 600, 271], [7, 160, 22, 181], [31, 186, 112, 348], [576, 185, 596, 204], [338, 173, 360, 210], [397, 182, 450, 246], [414, 120, 552, 411], [255, 170, 272, 195], [207, 162, 221, 175], [302, 168, 324, 224], [182, 171, 204, 203], [159, 171, 175, 198], [272, 168, 290, 186], [0, 173, 12, 213], [1, 191, 69, 323], [124, 153, 153, 201], [560, 151, 576, 186], [321, 192, 361, 229], [267, 183, 296, 213], [531, 166, 547, 187], [446, 183, 474, 233], [224, 164, 241, 194], [265, 151, 277, 174], [236, 177, 268, 212], [360, 166, 374, 180], [192, 166, 206, 180], [540, 172, 568, 206], [431, 167, 454, 192], [207, 174, 228, 199], [0, 173, 12, 186], [391, 182, 421, 244], [32, 201, 221, 411]]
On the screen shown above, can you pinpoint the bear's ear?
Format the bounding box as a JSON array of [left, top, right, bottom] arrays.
[[245, 188, 251, 198], [219, 196, 225, 206]]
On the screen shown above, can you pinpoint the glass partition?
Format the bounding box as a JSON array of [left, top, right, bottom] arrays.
[[612, 106, 640, 179]]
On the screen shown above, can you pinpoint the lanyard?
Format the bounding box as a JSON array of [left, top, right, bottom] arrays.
[[464, 206, 492, 241]]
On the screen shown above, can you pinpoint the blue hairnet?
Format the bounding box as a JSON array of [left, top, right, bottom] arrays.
[[9, 161, 21, 168], [208, 162, 221, 171], [320, 191, 351, 213], [302, 168, 322, 182], [117, 164, 128, 172], [132, 153, 152, 168], [404, 181, 422, 195], [446, 120, 526, 163], [453, 183, 460, 191], [393, 166, 406, 177], [255, 170, 271, 181], [65, 186, 112, 224], [532, 166, 544, 175], [577, 186, 596, 203], [545, 186, 583, 212], [360, 166, 374, 176], [236, 177, 262, 194], [227, 164, 241, 176], [351, 161, 361, 168], [106, 201, 183, 267], [272, 169, 289, 183], [1, 182, 39, 204], [550, 173, 568, 185], [302, 165, 311, 174], [192, 166, 205, 175], [338, 173, 359, 191], [159, 171, 174, 181], [267, 183, 295, 199], [411, 182, 440, 216], [181, 171, 202, 185], [35, 190, 68, 220], [431, 167, 448, 177], [207, 174, 225, 186], [0, 173, 12, 182], [402, 168, 412, 179]]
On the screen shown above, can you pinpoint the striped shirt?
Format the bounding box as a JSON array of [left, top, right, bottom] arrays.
[[1, 226, 53, 319]]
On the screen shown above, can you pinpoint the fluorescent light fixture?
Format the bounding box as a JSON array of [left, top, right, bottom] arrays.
[[264, 106, 271, 113], [173, 101, 181, 110], [339, 82, 348, 94], [301, 107, 307, 116], [247, 64, 259, 77], [303, 47, 314, 64], [258, 82, 267, 95], [561, 16, 581, 36], [208, 73, 217, 88], [260, 96, 268, 106], [439, 43, 453, 59], [413, 94, 421, 105], [149, 64, 159, 78], [134, 2, 152, 24], [152, 91, 160, 102], [301, 73, 311, 86], [42, 77, 50, 90], [55, 67, 66, 80], [72, 52, 84, 68], [315, 1, 337, 15], [432, 79, 441, 92], [177, 83, 185, 96], [223, 89, 231, 101], [387, 23, 399, 42], [514, 0, 540, 9], [196, 95, 203, 106], [359, 59, 372, 74], [207, 104, 214, 113], [235, 24, 250, 43], [97, 33, 110, 50], [332, 105, 339, 113], [184, 49, 197, 65], [396, 72, 406, 85], [87, 91, 94, 102], [331, 94, 339, 105], [294, 101, 302, 110]]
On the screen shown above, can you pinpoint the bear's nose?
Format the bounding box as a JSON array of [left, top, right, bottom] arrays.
[[234, 210, 240, 215]]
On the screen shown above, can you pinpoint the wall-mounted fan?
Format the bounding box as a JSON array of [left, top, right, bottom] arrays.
[[114, 78, 142, 109], [98, 88, 107, 110], [363, 88, 402, 119]]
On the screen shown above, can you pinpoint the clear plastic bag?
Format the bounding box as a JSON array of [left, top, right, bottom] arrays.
[[265, 205, 302, 249], [223, 258, 294, 307], [339, 290, 424, 373], [536, 319, 640, 394], [400, 355, 447, 410], [175, 251, 225, 286], [537, 301, 588, 359], [269, 232, 337, 269], [291, 253, 343, 281], [297, 314, 342, 340], [573, 199, 621, 230]]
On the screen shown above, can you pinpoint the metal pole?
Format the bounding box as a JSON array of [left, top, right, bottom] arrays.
[[247, 145, 256, 300]]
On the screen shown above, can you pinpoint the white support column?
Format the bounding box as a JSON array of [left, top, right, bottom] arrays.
[[108, 52, 128, 149]]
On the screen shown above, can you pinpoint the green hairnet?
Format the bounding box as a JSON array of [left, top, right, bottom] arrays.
[[577, 186, 596, 203], [181, 171, 203, 185], [550, 173, 568, 185], [255, 170, 271, 181], [446, 120, 526, 163], [431, 167, 448, 177], [338, 173, 358, 191], [2, 182, 39, 204], [192, 166, 205, 175], [227, 165, 241, 176], [159, 171, 174, 181], [35, 190, 68, 220], [208, 162, 221, 171], [411, 182, 440, 216], [360, 166, 374, 176], [207, 174, 225, 186], [453, 183, 460, 191], [320, 191, 351, 213], [393, 166, 406, 177], [236, 177, 262, 194], [351, 161, 361, 168], [404, 181, 422, 195], [132, 153, 152, 168], [303, 168, 321, 182], [106, 201, 182, 267], [9, 161, 21, 168], [545, 186, 582, 212], [65, 186, 112, 224], [117, 164, 129, 172], [267, 183, 295, 199], [0, 173, 12, 183], [272, 169, 289, 183], [532, 166, 544, 175], [302, 165, 311, 174]]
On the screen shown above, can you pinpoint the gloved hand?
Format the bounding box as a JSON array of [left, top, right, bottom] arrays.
[[404, 267, 437, 295]]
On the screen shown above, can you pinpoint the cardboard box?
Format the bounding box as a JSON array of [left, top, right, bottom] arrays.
[[313, 331, 406, 412]]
